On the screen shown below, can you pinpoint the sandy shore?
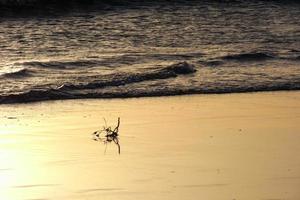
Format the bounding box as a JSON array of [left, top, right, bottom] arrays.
[[0, 92, 300, 200]]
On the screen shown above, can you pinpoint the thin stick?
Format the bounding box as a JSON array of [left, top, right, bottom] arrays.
[[93, 117, 121, 154], [113, 117, 120, 134]]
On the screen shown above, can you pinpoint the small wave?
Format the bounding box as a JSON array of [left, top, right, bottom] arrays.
[[278, 56, 300, 61], [0, 62, 196, 103], [198, 60, 224, 66], [221, 52, 275, 61], [58, 61, 196, 90], [19, 52, 203, 70], [20, 59, 102, 69], [1, 68, 33, 78], [59, 62, 196, 90]]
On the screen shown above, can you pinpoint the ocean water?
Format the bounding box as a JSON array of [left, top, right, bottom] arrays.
[[0, 0, 299, 103]]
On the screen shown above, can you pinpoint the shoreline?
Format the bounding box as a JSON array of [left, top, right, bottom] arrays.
[[1, 91, 300, 200], [1, 89, 300, 105]]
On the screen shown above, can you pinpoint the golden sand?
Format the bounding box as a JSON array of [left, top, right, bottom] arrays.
[[1, 92, 300, 200]]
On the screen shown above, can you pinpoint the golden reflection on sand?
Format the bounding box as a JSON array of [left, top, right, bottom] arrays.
[[0, 92, 300, 200]]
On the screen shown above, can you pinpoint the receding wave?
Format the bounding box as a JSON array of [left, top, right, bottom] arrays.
[[221, 52, 275, 62], [1, 81, 299, 104], [1, 68, 33, 78]]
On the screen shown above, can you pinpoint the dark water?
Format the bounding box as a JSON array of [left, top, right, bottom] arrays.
[[0, 0, 300, 103]]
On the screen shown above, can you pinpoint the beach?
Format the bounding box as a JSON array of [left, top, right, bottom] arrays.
[[1, 91, 300, 200], [1, 1, 299, 199]]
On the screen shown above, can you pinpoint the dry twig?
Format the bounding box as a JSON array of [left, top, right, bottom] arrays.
[[92, 117, 121, 154]]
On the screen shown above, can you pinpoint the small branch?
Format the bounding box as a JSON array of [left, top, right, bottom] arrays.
[[92, 117, 121, 154], [112, 117, 120, 134]]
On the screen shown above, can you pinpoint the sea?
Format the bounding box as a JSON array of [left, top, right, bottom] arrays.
[[0, 0, 299, 103]]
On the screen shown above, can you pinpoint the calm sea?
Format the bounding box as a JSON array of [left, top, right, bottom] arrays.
[[0, 0, 299, 103]]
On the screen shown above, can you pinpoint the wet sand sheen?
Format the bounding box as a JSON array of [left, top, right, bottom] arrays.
[[0, 92, 300, 200]]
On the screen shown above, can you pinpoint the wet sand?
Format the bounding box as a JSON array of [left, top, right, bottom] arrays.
[[0, 92, 300, 200]]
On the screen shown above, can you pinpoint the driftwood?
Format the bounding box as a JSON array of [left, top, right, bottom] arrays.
[[92, 117, 120, 154]]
